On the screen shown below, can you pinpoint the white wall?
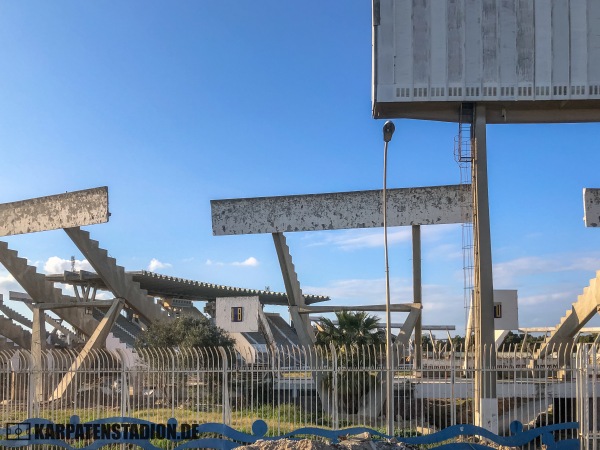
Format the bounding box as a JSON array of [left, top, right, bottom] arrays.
[[215, 296, 260, 333], [494, 290, 519, 331]]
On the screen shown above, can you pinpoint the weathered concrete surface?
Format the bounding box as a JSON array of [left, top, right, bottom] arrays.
[[373, 0, 600, 123], [65, 227, 169, 324], [298, 304, 420, 314], [0, 187, 109, 237], [212, 185, 471, 235], [49, 298, 124, 402], [0, 315, 31, 349], [0, 241, 99, 336], [584, 188, 600, 227], [0, 296, 31, 349]]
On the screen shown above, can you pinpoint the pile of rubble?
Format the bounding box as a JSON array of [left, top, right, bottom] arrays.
[[238, 434, 418, 450]]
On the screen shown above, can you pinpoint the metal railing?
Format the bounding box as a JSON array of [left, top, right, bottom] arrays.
[[1, 343, 600, 446]]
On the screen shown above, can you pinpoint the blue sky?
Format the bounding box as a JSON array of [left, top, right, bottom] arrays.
[[1, 1, 600, 335]]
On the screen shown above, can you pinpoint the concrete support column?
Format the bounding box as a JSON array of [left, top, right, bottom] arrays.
[[412, 225, 422, 370], [31, 307, 46, 415], [472, 105, 498, 432]]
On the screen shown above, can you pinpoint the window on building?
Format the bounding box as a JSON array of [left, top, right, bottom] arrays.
[[231, 306, 243, 322], [494, 303, 502, 319]]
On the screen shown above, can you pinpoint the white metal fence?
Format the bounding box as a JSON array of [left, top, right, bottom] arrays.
[[1, 343, 599, 445]]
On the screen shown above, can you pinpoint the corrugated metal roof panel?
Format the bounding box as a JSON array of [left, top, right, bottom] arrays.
[[46, 270, 329, 306]]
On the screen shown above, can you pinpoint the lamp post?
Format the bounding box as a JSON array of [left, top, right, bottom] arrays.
[[382, 120, 395, 436]]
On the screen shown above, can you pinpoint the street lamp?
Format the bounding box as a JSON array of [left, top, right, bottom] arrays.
[[382, 120, 395, 436]]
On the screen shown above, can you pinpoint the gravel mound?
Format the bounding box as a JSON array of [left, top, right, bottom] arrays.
[[237, 437, 416, 450]]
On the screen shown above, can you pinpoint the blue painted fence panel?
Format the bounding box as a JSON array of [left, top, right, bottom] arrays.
[[0, 417, 580, 450]]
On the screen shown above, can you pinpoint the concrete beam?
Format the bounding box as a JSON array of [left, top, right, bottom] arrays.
[[298, 304, 420, 314], [308, 317, 454, 330], [30, 300, 115, 310], [422, 325, 456, 331], [584, 188, 600, 227], [0, 187, 109, 237], [8, 291, 81, 342], [212, 185, 471, 235], [520, 327, 600, 333]]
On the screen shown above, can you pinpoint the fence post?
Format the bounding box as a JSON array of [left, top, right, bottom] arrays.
[[25, 350, 35, 418], [274, 346, 280, 433], [593, 344, 598, 450], [329, 343, 338, 429], [578, 345, 589, 449], [218, 347, 231, 425], [450, 345, 456, 426], [115, 349, 129, 417]]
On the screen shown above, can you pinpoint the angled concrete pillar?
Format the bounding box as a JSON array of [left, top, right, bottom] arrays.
[[272, 232, 335, 416], [49, 298, 124, 402], [65, 227, 167, 324], [272, 233, 314, 346]]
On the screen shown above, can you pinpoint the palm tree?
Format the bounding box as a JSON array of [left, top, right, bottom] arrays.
[[315, 311, 385, 347], [314, 311, 386, 415]]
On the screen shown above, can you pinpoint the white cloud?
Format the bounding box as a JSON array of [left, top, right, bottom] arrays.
[[148, 258, 172, 272], [0, 271, 19, 293], [519, 290, 576, 306], [206, 257, 259, 267], [425, 243, 463, 261], [205, 259, 223, 266], [305, 224, 460, 251], [27, 259, 42, 270], [493, 254, 600, 286], [232, 257, 259, 267], [311, 229, 411, 250], [43, 256, 93, 274]]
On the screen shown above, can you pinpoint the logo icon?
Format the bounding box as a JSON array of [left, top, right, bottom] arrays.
[[6, 422, 31, 441]]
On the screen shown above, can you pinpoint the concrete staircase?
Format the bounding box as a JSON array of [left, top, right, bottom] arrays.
[[0, 314, 31, 348], [65, 227, 169, 324], [0, 301, 32, 328], [91, 308, 139, 348], [536, 271, 600, 358], [158, 299, 205, 319], [266, 314, 301, 346], [1, 295, 83, 344], [0, 242, 139, 352], [0, 241, 99, 336], [0, 336, 19, 351]]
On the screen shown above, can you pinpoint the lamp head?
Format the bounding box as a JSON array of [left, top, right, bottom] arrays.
[[383, 121, 395, 143]]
